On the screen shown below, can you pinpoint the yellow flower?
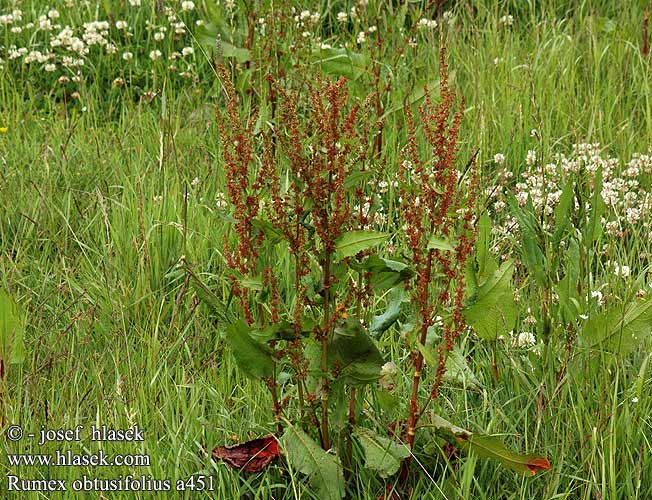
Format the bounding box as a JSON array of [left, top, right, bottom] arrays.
[[0, 127, 7, 134]]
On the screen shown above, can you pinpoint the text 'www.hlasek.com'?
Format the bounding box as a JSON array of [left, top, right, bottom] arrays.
[[3, 424, 214, 493]]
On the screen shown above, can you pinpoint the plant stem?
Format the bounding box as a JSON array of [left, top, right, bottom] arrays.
[[266, 378, 283, 436], [320, 250, 332, 450]]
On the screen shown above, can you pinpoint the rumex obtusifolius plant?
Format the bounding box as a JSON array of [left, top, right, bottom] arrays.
[[196, 50, 550, 497]]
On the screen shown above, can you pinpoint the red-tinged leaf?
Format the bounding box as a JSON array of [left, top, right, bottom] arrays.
[[432, 415, 551, 476], [524, 457, 552, 475], [212, 435, 281, 472]]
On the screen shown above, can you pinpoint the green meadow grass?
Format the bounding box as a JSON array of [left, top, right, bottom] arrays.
[[1, 1, 652, 498]]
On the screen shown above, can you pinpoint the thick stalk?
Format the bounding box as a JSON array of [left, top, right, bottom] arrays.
[[266, 378, 283, 436], [400, 252, 433, 481], [320, 250, 332, 450]]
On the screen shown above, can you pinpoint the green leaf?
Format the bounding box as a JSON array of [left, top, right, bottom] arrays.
[[352, 255, 413, 291], [252, 219, 285, 245], [476, 212, 498, 280], [331, 317, 384, 385], [353, 428, 410, 478], [581, 296, 652, 354], [431, 415, 551, 475], [225, 320, 274, 379], [583, 169, 605, 248], [508, 193, 547, 286], [0, 289, 25, 365], [334, 230, 388, 262], [344, 170, 375, 190], [220, 41, 251, 63], [281, 426, 345, 500], [240, 276, 264, 291], [370, 287, 409, 337], [416, 341, 437, 366], [444, 348, 482, 390], [427, 235, 456, 252], [463, 261, 517, 340], [310, 47, 368, 82], [552, 181, 574, 243]]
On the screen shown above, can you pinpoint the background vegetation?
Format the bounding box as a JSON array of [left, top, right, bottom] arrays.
[[1, 0, 651, 498]]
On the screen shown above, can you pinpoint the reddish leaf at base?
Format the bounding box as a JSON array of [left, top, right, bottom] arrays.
[[212, 435, 281, 472], [524, 457, 552, 475]]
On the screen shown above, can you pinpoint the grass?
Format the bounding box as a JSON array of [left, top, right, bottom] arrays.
[[1, 0, 652, 498]]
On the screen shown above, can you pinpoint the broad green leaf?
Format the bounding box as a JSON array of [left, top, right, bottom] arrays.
[[508, 193, 547, 286], [331, 317, 384, 385], [350, 254, 411, 274], [431, 415, 551, 476], [581, 296, 652, 354], [463, 261, 517, 340], [252, 219, 285, 245], [0, 289, 25, 364], [427, 235, 455, 252], [225, 320, 274, 379], [310, 47, 368, 82], [351, 255, 413, 291], [220, 41, 251, 63], [370, 287, 409, 337], [476, 212, 498, 280], [191, 278, 228, 321], [416, 341, 437, 366], [281, 426, 345, 500], [353, 428, 410, 478], [444, 348, 482, 390], [552, 181, 574, 243], [241, 276, 264, 291], [583, 169, 605, 247], [344, 170, 375, 190], [334, 230, 388, 262]]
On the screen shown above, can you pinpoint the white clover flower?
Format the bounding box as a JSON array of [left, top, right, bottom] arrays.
[[499, 15, 514, 25], [122, 51, 134, 61], [44, 63, 56, 72], [181, 1, 195, 11], [591, 290, 604, 304], [368, 25, 377, 33], [526, 149, 537, 166], [356, 31, 366, 44], [149, 49, 162, 60], [154, 31, 165, 41], [39, 16, 53, 31], [493, 153, 506, 165], [116, 20, 128, 30], [337, 12, 347, 22], [613, 263, 631, 278], [129, 0, 141, 6], [517, 331, 536, 348], [632, 397, 639, 403], [182, 46, 194, 56], [380, 362, 397, 378], [530, 128, 539, 138], [48, 9, 60, 19], [215, 192, 228, 209], [417, 18, 437, 29]]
